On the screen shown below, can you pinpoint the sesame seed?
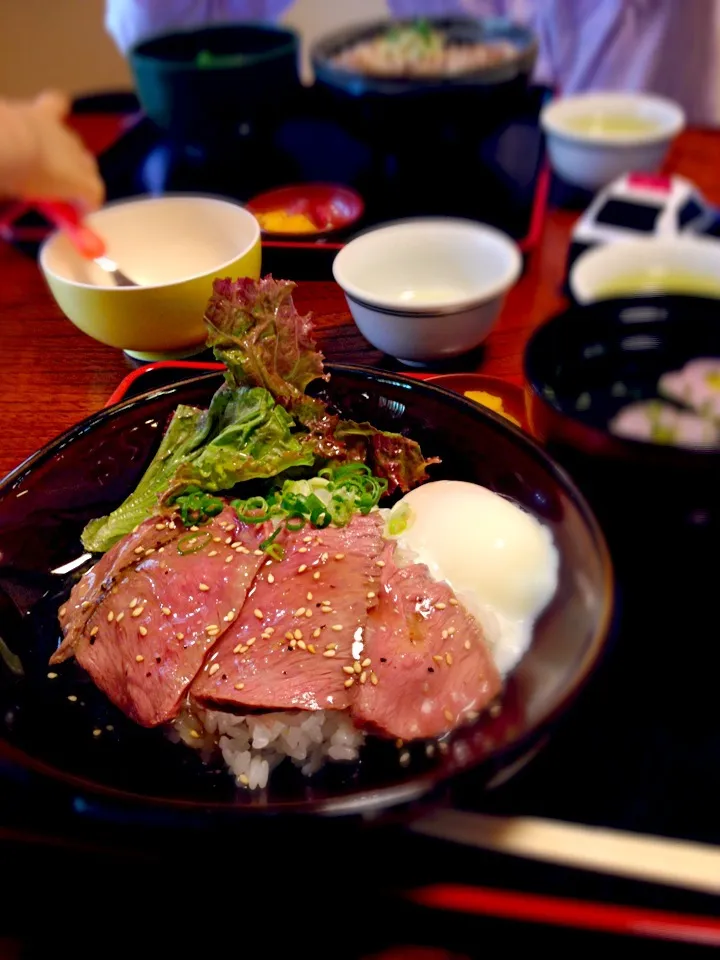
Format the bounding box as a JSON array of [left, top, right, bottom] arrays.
[[361, 659, 372, 671], [129, 598, 138, 609], [239, 774, 250, 786], [353, 661, 362, 674], [230, 541, 241, 549], [176, 633, 185, 641], [399, 751, 411, 767], [190, 526, 199, 533], [155, 523, 166, 531], [447, 627, 456, 636], [464, 639, 471, 650], [213, 536, 222, 542], [435, 601, 446, 610], [224, 610, 236, 622], [132, 606, 144, 618], [306, 592, 313, 601], [297, 639, 307, 650], [268, 573, 275, 584], [59, 606, 67, 618], [93, 729, 102, 738], [237, 546, 250, 554], [246, 637, 256, 646], [360, 671, 367, 684], [294, 629, 303, 641], [139, 626, 148, 637], [307, 642, 317, 655], [299, 564, 310, 575], [47, 671, 58, 679], [253, 609, 263, 620], [367, 591, 376, 600], [233, 643, 243, 654], [208, 550, 218, 558], [68, 695, 77, 702], [467, 710, 480, 721], [225, 537, 233, 545], [323, 649, 337, 658], [106, 725, 114, 732], [199, 583, 210, 592], [305, 609, 313, 618], [208, 663, 220, 676], [320, 552, 329, 562], [295, 607, 306, 617], [298, 547, 308, 554], [433, 654, 444, 664], [81, 601, 91, 611], [162, 606, 171, 616], [313, 572, 320, 581], [253, 549, 263, 556], [289, 639, 297, 649], [285, 631, 294, 641], [342, 665, 355, 675], [134, 546, 144, 555], [375, 559, 385, 567], [444, 709, 454, 722], [168, 521, 177, 530], [116, 611, 125, 622], [331, 624, 343, 632], [89, 626, 99, 637], [135, 655, 144, 663], [449, 598, 459, 606], [441, 630, 448, 640], [224, 555, 234, 564], [107, 611, 114, 622], [335, 553, 346, 561], [188, 729, 202, 741], [344, 677, 355, 689], [144, 548, 155, 556], [234, 682, 245, 691], [206, 625, 220, 636], [426, 743, 436, 757], [312, 628, 321, 638], [445, 652, 453, 666]]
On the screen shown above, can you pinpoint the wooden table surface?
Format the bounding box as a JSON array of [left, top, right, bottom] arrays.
[[2, 127, 720, 479]]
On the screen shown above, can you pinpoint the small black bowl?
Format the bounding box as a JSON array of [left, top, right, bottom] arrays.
[[129, 24, 300, 144], [524, 296, 720, 560]]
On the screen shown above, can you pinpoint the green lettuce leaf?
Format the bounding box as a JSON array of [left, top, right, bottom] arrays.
[[81, 404, 207, 553], [167, 386, 315, 495]]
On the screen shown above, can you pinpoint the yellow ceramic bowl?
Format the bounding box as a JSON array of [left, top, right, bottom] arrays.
[[39, 195, 261, 360]]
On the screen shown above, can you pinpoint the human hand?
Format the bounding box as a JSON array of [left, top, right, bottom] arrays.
[[0, 90, 105, 211]]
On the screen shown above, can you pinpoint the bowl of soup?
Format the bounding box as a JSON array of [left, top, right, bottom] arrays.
[[541, 92, 685, 190], [570, 237, 720, 304], [332, 218, 522, 364]]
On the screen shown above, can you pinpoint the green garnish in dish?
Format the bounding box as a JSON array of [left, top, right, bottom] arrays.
[[82, 277, 438, 554]]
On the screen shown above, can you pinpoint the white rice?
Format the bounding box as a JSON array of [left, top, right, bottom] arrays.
[[171, 706, 365, 790]]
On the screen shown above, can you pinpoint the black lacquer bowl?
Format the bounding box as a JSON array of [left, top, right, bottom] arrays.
[[0, 366, 612, 817]]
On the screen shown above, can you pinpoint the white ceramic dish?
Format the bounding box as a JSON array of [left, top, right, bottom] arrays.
[[541, 92, 685, 191], [332, 218, 522, 365], [570, 236, 720, 304], [40, 194, 261, 361]]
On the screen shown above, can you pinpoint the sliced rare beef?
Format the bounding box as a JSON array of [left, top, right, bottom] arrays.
[[54, 509, 269, 726], [191, 514, 385, 712], [352, 545, 502, 739]]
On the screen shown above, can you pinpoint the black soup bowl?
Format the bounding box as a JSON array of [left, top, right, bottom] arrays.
[[524, 296, 720, 568], [0, 366, 612, 817]]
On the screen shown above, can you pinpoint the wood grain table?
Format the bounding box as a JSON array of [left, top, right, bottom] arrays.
[[2, 128, 719, 479]]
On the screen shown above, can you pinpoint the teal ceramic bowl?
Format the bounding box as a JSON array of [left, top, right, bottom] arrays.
[[129, 23, 300, 144]]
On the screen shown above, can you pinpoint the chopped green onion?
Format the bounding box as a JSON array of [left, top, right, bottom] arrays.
[[177, 530, 213, 555], [285, 514, 306, 532], [259, 525, 286, 562], [175, 491, 224, 526], [233, 496, 270, 524]]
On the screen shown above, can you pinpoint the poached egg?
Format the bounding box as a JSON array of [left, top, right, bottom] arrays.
[[387, 480, 559, 675]]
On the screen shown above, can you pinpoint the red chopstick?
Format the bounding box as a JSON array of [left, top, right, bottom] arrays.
[[409, 884, 720, 947]]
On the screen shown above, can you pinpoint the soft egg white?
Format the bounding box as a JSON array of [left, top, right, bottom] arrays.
[[387, 480, 559, 675]]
